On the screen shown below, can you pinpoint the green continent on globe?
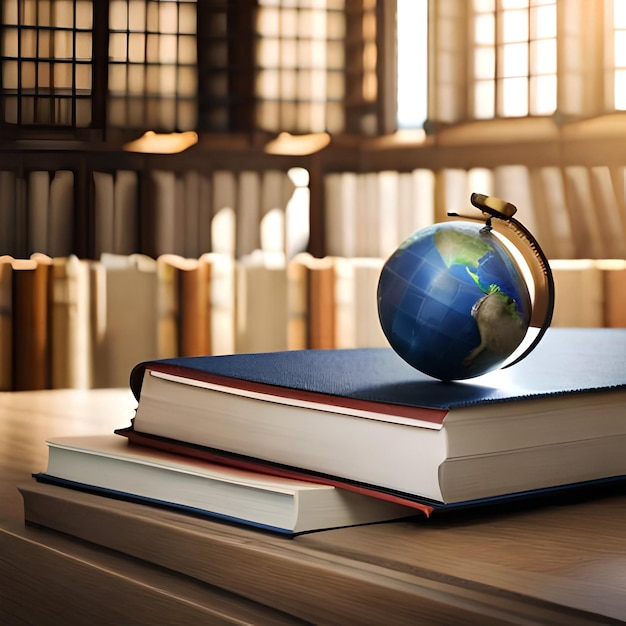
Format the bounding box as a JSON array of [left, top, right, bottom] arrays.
[[433, 228, 493, 269], [432, 226, 527, 367]]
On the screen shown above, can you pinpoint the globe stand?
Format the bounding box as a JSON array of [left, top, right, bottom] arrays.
[[448, 192, 555, 369]]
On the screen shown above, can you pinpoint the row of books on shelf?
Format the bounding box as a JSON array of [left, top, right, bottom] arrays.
[[5, 164, 626, 264], [0, 168, 297, 260], [2, 251, 626, 391], [0, 251, 385, 390], [21, 328, 626, 547], [324, 165, 626, 260], [0, 250, 389, 391]]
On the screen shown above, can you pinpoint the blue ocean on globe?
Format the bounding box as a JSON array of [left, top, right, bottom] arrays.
[[377, 221, 532, 380]]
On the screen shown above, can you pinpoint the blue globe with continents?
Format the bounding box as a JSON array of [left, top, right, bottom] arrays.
[[377, 194, 554, 381]]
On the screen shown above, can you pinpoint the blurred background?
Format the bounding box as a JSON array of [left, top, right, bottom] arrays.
[[1, 0, 624, 390]]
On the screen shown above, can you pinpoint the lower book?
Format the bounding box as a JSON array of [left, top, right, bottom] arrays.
[[116, 426, 626, 517], [32, 435, 418, 535]]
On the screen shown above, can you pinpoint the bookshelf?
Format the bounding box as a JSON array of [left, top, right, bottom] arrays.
[[1, 2, 626, 389]]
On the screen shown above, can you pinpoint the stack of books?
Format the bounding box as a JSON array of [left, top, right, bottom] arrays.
[[22, 328, 626, 541]]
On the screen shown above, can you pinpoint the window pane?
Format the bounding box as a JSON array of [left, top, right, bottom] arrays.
[[178, 35, 197, 64], [532, 4, 556, 40], [128, 34, 146, 63], [76, 32, 92, 59], [474, 0, 495, 12], [474, 13, 495, 45], [501, 77, 528, 116], [128, 0, 146, 30], [76, 63, 91, 90], [75, 0, 93, 28], [108, 64, 127, 92], [396, 0, 428, 129], [501, 42, 528, 78], [54, 1, 75, 28], [502, 0, 528, 9], [531, 74, 556, 114], [110, 0, 128, 30], [110, 33, 128, 62], [475, 47, 495, 79], [38, 62, 51, 88], [2, 60, 18, 88], [2, 30, 19, 57], [615, 2, 626, 29], [475, 80, 495, 118], [503, 9, 528, 42], [615, 69, 626, 109], [615, 31, 626, 67], [531, 39, 556, 74]]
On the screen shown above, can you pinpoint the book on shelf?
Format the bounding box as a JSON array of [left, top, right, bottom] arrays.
[[548, 259, 604, 328], [211, 170, 237, 256], [95, 253, 159, 388], [94, 170, 139, 257], [178, 255, 211, 357], [236, 170, 261, 257], [50, 255, 93, 389], [597, 259, 626, 328], [290, 252, 336, 349], [31, 435, 416, 535], [12, 254, 52, 390], [235, 251, 290, 353], [563, 166, 606, 259], [333, 257, 389, 349], [93, 171, 115, 257], [47, 170, 74, 258], [119, 328, 626, 514], [0, 256, 13, 390], [156, 254, 211, 358], [589, 166, 626, 259], [177, 171, 197, 259], [147, 170, 179, 257], [199, 252, 235, 356], [113, 170, 139, 256], [155, 254, 181, 359], [324, 172, 357, 258], [0, 171, 17, 256], [286, 254, 308, 351], [27, 171, 50, 254]]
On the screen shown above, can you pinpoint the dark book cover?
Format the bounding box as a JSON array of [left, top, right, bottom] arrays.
[[129, 328, 626, 413]]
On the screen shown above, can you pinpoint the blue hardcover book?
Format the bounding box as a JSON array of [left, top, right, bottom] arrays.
[[119, 328, 626, 513]]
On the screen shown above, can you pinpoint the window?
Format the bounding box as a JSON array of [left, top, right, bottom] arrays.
[[255, 0, 346, 133], [609, 0, 626, 109], [427, 0, 560, 126], [254, 0, 379, 135], [5, 0, 626, 137], [1, 0, 94, 126], [396, 0, 427, 129], [108, 0, 197, 131], [196, 2, 247, 132], [1, 0, 198, 132], [473, 0, 557, 119]]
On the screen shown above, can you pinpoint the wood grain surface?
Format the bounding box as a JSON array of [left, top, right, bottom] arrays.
[[1, 389, 625, 625]]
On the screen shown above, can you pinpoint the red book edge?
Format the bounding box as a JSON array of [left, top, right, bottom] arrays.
[[144, 362, 448, 427], [115, 426, 435, 517]]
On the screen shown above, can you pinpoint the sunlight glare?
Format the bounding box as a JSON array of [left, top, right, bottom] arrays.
[[396, 0, 428, 129]]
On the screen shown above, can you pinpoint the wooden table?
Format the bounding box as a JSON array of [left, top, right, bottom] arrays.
[[1, 389, 625, 625]]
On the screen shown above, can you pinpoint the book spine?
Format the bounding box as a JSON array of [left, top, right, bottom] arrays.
[[13, 256, 52, 390]]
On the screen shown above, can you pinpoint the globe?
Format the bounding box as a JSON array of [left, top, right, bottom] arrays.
[[377, 220, 534, 381]]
